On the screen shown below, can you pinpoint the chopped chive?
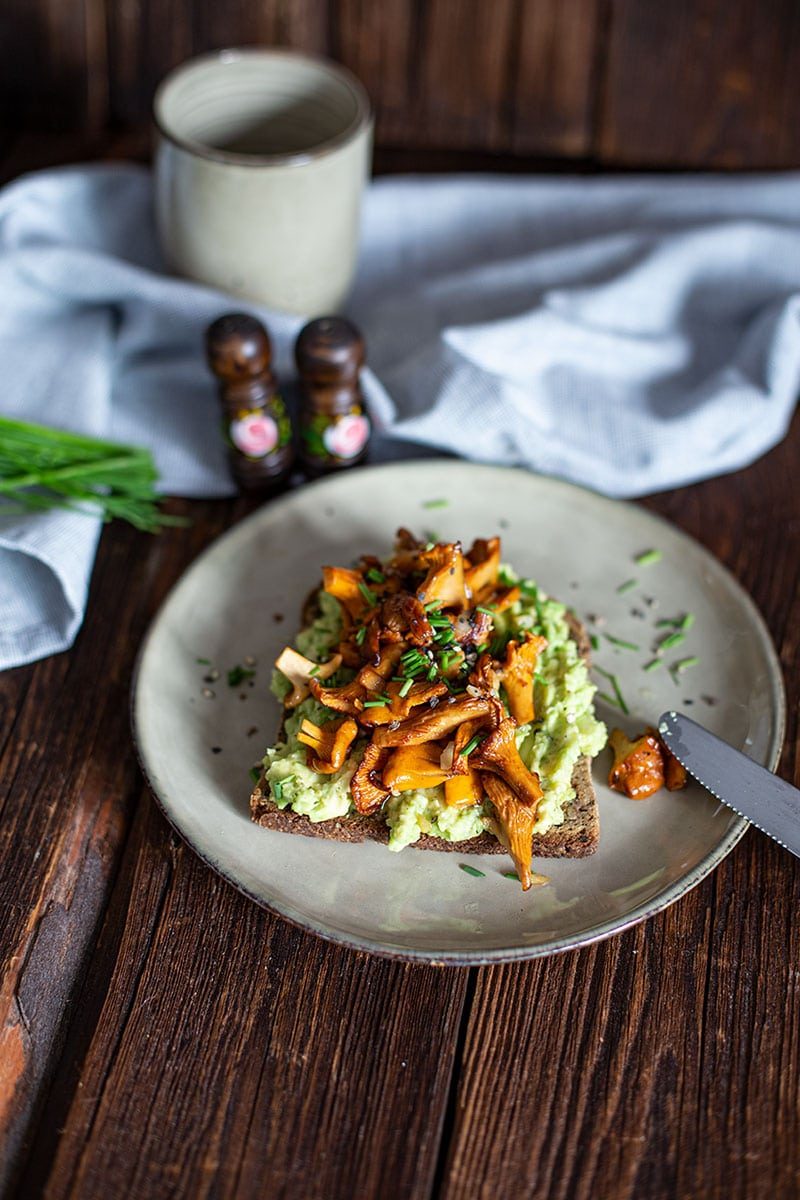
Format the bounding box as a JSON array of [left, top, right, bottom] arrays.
[[422, 498, 449, 509], [427, 664, 438, 681], [594, 665, 629, 714], [635, 549, 662, 566], [658, 631, 685, 651], [459, 864, 485, 878], [617, 578, 637, 594], [475, 642, 488, 654], [424, 600, 442, 612], [227, 665, 256, 687], [439, 651, 452, 672], [674, 656, 699, 672], [309, 665, 320, 677], [272, 779, 283, 799], [362, 699, 388, 708], [590, 633, 599, 651], [366, 567, 385, 584], [603, 633, 640, 651], [357, 581, 377, 607], [643, 658, 662, 672], [355, 625, 367, 645], [399, 678, 414, 698], [679, 612, 695, 631], [460, 732, 486, 758], [196, 656, 211, 665], [249, 766, 261, 784], [502, 870, 520, 880], [423, 531, 440, 545], [519, 581, 538, 598], [476, 605, 495, 616]]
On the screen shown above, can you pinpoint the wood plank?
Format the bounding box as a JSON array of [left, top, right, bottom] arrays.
[[598, 0, 800, 167], [0, 499, 242, 1191], [510, 0, 600, 156], [439, 414, 800, 1200], [23, 794, 467, 1200], [334, 0, 416, 147], [410, 0, 518, 151], [0, 0, 106, 133]]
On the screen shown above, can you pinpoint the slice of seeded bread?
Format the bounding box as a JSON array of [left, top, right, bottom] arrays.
[[250, 597, 599, 857]]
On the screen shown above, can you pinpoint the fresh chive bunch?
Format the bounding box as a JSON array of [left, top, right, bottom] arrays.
[[0, 416, 181, 532]]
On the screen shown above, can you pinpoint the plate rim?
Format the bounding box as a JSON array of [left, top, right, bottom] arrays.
[[131, 460, 786, 966]]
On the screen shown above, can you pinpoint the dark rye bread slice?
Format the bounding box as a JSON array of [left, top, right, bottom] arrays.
[[250, 597, 599, 857]]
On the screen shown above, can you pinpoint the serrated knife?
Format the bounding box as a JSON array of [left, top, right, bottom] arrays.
[[658, 711, 799, 858]]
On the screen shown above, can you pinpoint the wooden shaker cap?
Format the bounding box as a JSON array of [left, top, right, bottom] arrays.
[[294, 317, 365, 383], [205, 312, 272, 382]]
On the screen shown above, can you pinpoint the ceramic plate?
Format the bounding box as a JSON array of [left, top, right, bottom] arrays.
[[132, 462, 785, 964]]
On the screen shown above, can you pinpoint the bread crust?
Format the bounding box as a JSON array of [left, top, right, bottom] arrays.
[[251, 596, 599, 857]]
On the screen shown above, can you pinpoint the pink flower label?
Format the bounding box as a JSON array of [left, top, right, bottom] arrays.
[[230, 412, 279, 458], [323, 413, 369, 460]]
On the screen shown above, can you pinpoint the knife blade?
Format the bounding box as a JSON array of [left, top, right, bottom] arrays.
[[658, 711, 800, 859]]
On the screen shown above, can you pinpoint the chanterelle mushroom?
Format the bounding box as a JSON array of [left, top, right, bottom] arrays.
[[350, 740, 390, 814], [274, 646, 343, 708], [372, 694, 501, 749], [482, 773, 537, 890], [608, 728, 664, 799], [416, 543, 469, 611], [297, 717, 358, 774], [472, 718, 543, 809], [464, 536, 501, 598], [322, 565, 372, 620], [500, 634, 548, 725], [382, 743, 451, 794]]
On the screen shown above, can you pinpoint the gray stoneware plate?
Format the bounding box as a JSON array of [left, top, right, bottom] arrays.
[[132, 461, 785, 964]]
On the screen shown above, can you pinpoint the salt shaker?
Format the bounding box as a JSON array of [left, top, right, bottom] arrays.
[[295, 316, 371, 474], [205, 313, 294, 492]]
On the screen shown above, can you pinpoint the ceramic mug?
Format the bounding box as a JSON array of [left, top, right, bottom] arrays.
[[153, 49, 372, 315]]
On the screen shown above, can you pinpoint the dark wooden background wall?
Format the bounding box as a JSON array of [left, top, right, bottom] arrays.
[[4, 0, 800, 170]]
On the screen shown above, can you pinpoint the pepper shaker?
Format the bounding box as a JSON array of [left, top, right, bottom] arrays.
[[295, 316, 371, 474], [205, 313, 294, 493]]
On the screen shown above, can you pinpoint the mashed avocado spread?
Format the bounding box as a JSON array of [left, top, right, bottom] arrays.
[[265, 574, 606, 851]]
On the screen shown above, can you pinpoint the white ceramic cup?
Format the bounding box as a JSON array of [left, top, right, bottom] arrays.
[[154, 49, 373, 315]]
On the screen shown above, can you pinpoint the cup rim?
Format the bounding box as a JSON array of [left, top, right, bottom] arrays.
[[153, 47, 373, 168]]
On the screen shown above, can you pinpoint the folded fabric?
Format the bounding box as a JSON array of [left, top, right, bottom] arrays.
[[1, 164, 799, 669]]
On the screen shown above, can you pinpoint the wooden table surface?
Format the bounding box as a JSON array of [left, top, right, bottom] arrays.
[[1, 142, 799, 1200]]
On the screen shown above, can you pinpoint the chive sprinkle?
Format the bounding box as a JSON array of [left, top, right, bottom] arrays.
[[460, 732, 486, 757], [399, 678, 414, 698], [589, 634, 599, 651], [362, 699, 388, 708], [476, 605, 495, 616], [422, 498, 449, 509], [604, 633, 640, 651], [635, 549, 662, 566], [459, 864, 485, 878], [272, 779, 283, 799], [309, 665, 320, 677], [424, 600, 442, 612], [502, 871, 520, 880], [617, 578, 637, 594], [357, 581, 377, 607], [355, 625, 367, 645], [594, 666, 629, 714], [427, 664, 438, 680], [249, 766, 261, 784], [196, 657, 211, 665], [673, 656, 699, 672], [643, 658, 662, 672], [658, 631, 685, 651], [519, 580, 538, 597], [366, 567, 385, 584], [227, 665, 255, 687], [679, 612, 695, 631]]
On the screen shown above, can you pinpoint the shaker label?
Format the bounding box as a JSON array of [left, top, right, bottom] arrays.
[[323, 413, 370, 460], [229, 411, 279, 459]]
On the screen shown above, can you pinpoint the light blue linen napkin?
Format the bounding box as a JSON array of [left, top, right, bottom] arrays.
[[1, 163, 799, 668]]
